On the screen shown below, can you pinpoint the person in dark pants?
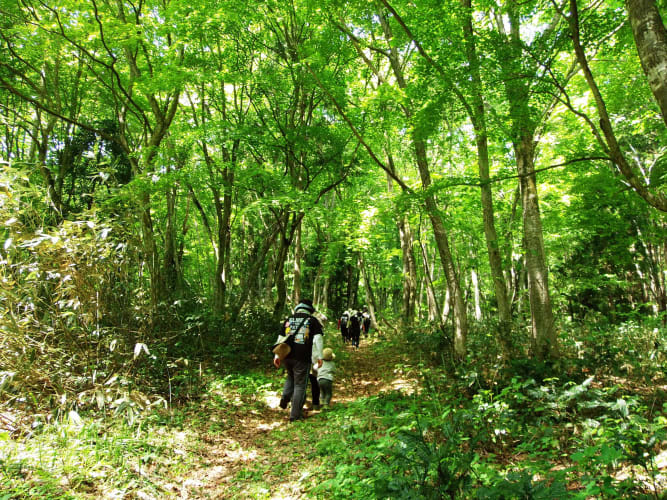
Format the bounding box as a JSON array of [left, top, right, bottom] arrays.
[[338, 309, 350, 344], [348, 309, 362, 348], [273, 299, 323, 422], [308, 372, 321, 410], [362, 308, 371, 336]]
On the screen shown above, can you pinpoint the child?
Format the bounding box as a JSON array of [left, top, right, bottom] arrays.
[[316, 348, 336, 408]]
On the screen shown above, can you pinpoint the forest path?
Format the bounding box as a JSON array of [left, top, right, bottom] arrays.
[[180, 331, 418, 499]]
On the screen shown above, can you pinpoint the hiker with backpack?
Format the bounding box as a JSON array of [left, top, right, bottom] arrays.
[[362, 308, 371, 336], [338, 309, 350, 344], [348, 309, 362, 348], [272, 299, 323, 422]]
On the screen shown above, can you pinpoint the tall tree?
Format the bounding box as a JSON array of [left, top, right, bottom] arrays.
[[493, 0, 559, 359]]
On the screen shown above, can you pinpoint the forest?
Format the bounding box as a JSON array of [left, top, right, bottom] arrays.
[[0, 0, 666, 497]]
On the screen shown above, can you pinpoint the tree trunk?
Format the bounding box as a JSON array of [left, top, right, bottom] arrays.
[[499, 2, 559, 360], [272, 212, 304, 321], [398, 217, 418, 324], [359, 254, 380, 330], [570, 0, 667, 212], [163, 186, 180, 296], [385, 167, 418, 324], [442, 287, 451, 323], [292, 221, 303, 305], [471, 268, 482, 322], [416, 143, 468, 358], [627, 0, 667, 128], [419, 238, 440, 322], [516, 138, 559, 359], [231, 225, 278, 319], [379, 11, 468, 356], [461, 0, 513, 350]]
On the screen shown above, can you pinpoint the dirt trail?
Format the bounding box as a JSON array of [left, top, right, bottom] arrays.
[[180, 334, 416, 499]]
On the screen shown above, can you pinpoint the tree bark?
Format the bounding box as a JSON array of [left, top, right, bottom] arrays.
[[386, 166, 419, 325], [627, 0, 667, 128], [516, 138, 559, 359], [272, 212, 304, 321], [419, 238, 441, 322], [499, 2, 559, 360], [378, 11, 468, 356], [471, 268, 482, 321], [359, 253, 380, 330], [292, 221, 303, 305], [570, 0, 667, 212], [461, 0, 513, 349], [398, 217, 418, 324], [163, 185, 180, 296], [231, 225, 279, 319]]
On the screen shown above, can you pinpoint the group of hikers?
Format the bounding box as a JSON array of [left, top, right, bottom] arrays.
[[338, 308, 371, 348], [271, 299, 372, 422]]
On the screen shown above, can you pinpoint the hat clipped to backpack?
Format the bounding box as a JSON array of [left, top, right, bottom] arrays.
[[322, 347, 335, 361], [273, 342, 291, 361]]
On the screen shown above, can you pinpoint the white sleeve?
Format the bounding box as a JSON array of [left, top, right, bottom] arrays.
[[312, 333, 324, 364]]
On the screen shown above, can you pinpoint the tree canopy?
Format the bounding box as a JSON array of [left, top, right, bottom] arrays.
[[0, 0, 666, 496]]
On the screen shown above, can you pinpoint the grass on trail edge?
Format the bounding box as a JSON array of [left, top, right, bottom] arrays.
[[1, 324, 666, 499]]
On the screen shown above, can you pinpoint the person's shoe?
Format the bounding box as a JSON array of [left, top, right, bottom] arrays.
[[279, 397, 289, 409], [313, 404, 321, 410]]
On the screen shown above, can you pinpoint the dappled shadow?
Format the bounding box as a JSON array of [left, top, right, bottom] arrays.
[[177, 332, 418, 498]]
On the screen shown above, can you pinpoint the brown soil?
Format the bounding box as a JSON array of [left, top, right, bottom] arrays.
[[177, 334, 416, 499]]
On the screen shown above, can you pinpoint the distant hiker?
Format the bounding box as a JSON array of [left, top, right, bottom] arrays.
[[339, 309, 350, 344], [348, 309, 362, 348], [273, 299, 323, 422], [316, 348, 336, 408], [362, 308, 371, 336]]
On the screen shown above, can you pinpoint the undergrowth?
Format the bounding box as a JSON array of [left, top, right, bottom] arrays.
[[0, 319, 665, 498], [306, 320, 666, 499]]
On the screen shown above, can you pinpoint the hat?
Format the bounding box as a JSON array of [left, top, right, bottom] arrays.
[[322, 348, 335, 361], [294, 298, 315, 314], [273, 342, 291, 360]]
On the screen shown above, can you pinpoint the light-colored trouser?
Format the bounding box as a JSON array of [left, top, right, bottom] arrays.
[[318, 378, 333, 405], [282, 358, 309, 420]]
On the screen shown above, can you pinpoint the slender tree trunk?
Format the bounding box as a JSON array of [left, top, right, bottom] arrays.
[[378, 11, 468, 356], [273, 233, 290, 320], [385, 167, 418, 324], [231, 226, 278, 319], [417, 144, 468, 358], [292, 221, 303, 305], [516, 138, 558, 359], [442, 287, 451, 322], [570, 0, 667, 212], [321, 274, 330, 312], [359, 253, 380, 330], [345, 261, 355, 308], [272, 212, 304, 321], [461, 0, 513, 350], [471, 268, 482, 321], [163, 186, 179, 296], [313, 264, 322, 306], [499, 3, 559, 360], [419, 239, 440, 322], [398, 217, 418, 324]]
